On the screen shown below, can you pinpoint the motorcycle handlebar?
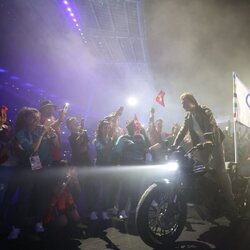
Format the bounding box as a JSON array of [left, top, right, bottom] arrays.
[[187, 141, 214, 154], [168, 141, 214, 157]]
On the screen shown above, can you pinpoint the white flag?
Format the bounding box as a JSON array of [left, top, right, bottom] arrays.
[[233, 73, 250, 127]]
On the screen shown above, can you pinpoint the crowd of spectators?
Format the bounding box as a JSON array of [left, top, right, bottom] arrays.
[[0, 100, 250, 240]]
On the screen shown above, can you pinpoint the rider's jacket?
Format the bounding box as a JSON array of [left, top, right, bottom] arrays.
[[174, 105, 224, 147]]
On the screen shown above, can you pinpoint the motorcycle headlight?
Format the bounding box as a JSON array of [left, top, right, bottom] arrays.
[[165, 161, 179, 171]]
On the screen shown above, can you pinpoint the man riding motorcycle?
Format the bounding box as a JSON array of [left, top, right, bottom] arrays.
[[173, 92, 238, 221]]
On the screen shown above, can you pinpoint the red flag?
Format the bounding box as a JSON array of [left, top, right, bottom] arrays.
[[156, 90, 165, 107], [134, 114, 142, 134]]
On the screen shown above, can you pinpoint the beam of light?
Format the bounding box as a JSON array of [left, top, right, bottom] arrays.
[[163, 161, 179, 171], [127, 96, 138, 106], [42, 164, 177, 176]]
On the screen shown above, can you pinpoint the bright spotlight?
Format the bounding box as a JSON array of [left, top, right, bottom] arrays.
[[165, 161, 179, 171], [127, 96, 138, 106]]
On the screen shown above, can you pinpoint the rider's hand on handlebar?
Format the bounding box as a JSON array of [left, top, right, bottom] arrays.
[[202, 141, 214, 149], [170, 144, 178, 151], [196, 143, 203, 150]]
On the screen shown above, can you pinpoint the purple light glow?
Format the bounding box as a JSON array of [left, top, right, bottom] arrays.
[[23, 82, 33, 87], [0, 68, 7, 73], [63, 0, 85, 44], [10, 76, 19, 80]]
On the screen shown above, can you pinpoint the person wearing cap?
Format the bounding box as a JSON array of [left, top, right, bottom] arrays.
[[39, 100, 65, 164]]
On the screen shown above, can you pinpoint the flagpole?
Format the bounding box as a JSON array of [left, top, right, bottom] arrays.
[[232, 72, 238, 164]]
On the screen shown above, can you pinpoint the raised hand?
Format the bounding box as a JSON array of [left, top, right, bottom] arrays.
[[150, 107, 155, 115]]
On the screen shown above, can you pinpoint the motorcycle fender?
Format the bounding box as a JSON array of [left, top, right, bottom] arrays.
[[153, 178, 180, 194], [154, 178, 171, 186], [153, 179, 183, 204]]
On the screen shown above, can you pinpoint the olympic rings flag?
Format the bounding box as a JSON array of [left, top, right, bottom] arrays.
[[233, 73, 250, 128]]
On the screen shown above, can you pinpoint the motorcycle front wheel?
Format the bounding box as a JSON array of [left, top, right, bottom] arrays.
[[136, 183, 187, 249]]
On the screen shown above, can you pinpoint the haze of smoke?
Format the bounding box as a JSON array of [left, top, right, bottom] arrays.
[[144, 0, 250, 125]]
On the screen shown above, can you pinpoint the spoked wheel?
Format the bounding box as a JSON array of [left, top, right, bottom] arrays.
[[136, 183, 187, 249], [244, 179, 250, 216], [231, 176, 250, 218]]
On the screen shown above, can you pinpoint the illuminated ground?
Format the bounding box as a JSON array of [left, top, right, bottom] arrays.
[[1, 206, 250, 250]]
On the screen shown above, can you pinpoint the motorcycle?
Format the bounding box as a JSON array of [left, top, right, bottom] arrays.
[[136, 138, 250, 249]]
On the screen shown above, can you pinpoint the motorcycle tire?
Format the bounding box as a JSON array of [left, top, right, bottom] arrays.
[[245, 180, 250, 214], [136, 183, 187, 249]]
